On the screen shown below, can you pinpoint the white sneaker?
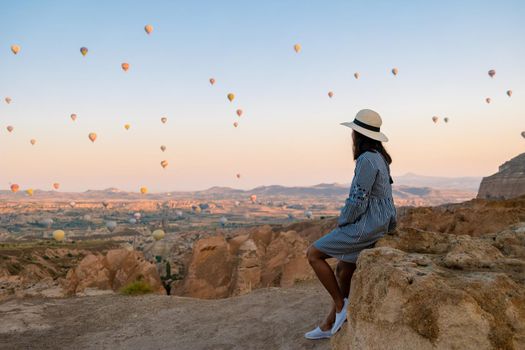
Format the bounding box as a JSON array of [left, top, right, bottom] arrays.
[[304, 326, 332, 340], [331, 298, 349, 334]]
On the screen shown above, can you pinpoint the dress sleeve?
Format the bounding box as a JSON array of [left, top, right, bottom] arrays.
[[337, 155, 378, 227]]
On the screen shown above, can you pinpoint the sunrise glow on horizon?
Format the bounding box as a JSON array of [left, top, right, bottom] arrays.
[[1, 1, 524, 192]]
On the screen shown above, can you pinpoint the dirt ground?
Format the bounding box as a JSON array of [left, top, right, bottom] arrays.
[[0, 280, 333, 350]]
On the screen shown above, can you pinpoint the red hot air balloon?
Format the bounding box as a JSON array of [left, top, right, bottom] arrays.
[[236, 109, 243, 117], [209, 78, 216, 85], [328, 91, 334, 98], [10, 184, 20, 193]]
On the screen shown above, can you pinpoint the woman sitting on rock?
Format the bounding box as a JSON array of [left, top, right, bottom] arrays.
[[305, 109, 397, 339]]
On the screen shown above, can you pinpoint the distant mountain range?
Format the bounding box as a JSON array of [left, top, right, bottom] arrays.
[[0, 174, 479, 206]]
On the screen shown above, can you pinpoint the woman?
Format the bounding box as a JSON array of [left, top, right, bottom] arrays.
[[305, 109, 397, 339]]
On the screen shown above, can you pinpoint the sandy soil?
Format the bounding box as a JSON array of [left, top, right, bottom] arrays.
[[0, 280, 333, 350]]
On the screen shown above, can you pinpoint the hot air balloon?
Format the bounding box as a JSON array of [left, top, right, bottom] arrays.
[[233, 122, 238, 128], [30, 139, 36, 145], [80, 47, 88, 56], [140, 186, 148, 194], [10, 184, 20, 193], [6, 126, 14, 133], [105, 220, 117, 232], [507, 90, 513, 97], [144, 24, 153, 35], [160, 145, 166, 152], [5, 97, 12, 104], [121, 63, 130, 72], [69, 201, 76, 208], [432, 116, 439, 124], [26, 189, 33, 196], [485, 97, 491, 104], [53, 230, 65, 242], [444, 117, 449, 123], [328, 91, 334, 98], [40, 218, 53, 228], [161, 117, 167, 124], [102, 201, 109, 208], [88, 132, 97, 142], [521, 131, 525, 139], [250, 194, 257, 203], [133, 212, 141, 220], [124, 124, 130, 130], [488, 69, 496, 78], [70, 114, 77, 121], [160, 160, 168, 169], [220, 217, 228, 226], [152, 229, 165, 241], [236, 173, 241, 179], [305, 210, 313, 219], [11, 45, 20, 55], [391, 68, 398, 76], [294, 44, 301, 53], [227, 93, 235, 102], [53, 183, 60, 190], [236, 109, 243, 117], [209, 78, 216, 85], [354, 72, 360, 80]]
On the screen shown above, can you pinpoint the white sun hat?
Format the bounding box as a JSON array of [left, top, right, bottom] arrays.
[[340, 109, 388, 142]]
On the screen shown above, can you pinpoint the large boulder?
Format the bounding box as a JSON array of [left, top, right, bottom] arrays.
[[332, 223, 525, 350], [64, 249, 164, 295]]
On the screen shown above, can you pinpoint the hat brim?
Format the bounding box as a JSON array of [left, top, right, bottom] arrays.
[[340, 122, 388, 142]]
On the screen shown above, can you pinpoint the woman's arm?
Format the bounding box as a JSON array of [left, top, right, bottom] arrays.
[[337, 155, 378, 227]]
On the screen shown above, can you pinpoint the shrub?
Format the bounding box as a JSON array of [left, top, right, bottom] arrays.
[[120, 279, 154, 295]]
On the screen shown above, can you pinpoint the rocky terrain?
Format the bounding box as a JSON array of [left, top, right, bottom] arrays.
[[478, 152, 525, 200], [1, 195, 524, 349]]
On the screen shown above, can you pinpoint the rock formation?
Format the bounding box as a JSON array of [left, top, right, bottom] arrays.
[[331, 221, 525, 350], [477, 152, 525, 200], [64, 249, 165, 295], [176, 225, 318, 298]]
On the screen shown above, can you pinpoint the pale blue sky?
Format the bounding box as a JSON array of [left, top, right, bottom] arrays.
[[1, 0, 524, 191]]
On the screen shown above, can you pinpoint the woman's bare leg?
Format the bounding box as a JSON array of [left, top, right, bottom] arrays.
[[306, 246, 345, 318], [319, 260, 356, 331]]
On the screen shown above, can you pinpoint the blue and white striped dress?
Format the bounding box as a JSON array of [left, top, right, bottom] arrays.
[[314, 150, 397, 263]]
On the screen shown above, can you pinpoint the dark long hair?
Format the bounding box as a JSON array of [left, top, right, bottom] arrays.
[[352, 130, 392, 164]]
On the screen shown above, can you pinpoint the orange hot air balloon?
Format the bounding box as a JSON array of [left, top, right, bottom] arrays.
[[88, 132, 97, 142], [144, 24, 153, 35], [485, 97, 491, 104], [121, 63, 130, 72], [11, 45, 20, 55], [354, 72, 360, 79], [80, 47, 88, 56], [124, 124, 130, 130], [236, 173, 241, 179], [294, 44, 301, 53], [70, 113, 77, 121], [507, 90, 512, 97], [30, 139, 36, 145], [236, 109, 243, 117], [160, 145, 166, 152], [26, 188, 34, 196], [227, 93, 235, 102], [209, 78, 216, 85], [10, 184, 20, 193], [328, 91, 334, 98], [488, 69, 496, 78], [5, 97, 12, 104], [432, 116, 439, 124], [161, 117, 167, 124], [140, 186, 148, 194], [6, 125, 14, 133], [391, 67, 399, 76], [233, 122, 238, 128], [250, 194, 257, 203], [53, 183, 60, 190], [160, 160, 168, 169]]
